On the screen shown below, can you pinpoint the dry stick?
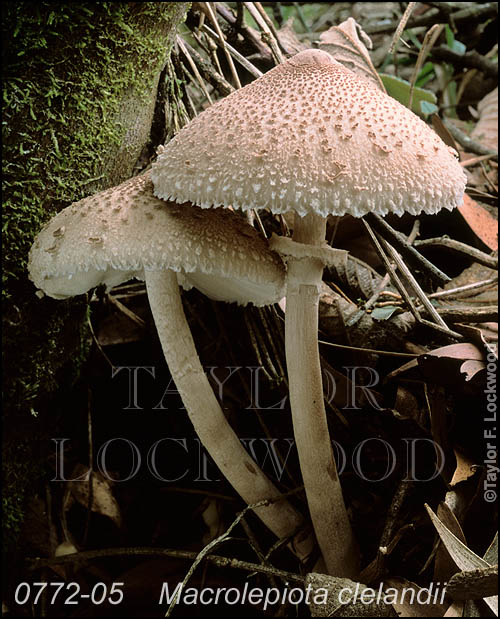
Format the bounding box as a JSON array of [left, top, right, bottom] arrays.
[[284, 213, 359, 578], [215, 1, 273, 62], [254, 1, 290, 56], [363, 221, 424, 321], [27, 547, 304, 585], [82, 390, 94, 548], [347, 221, 421, 327], [362, 220, 463, 339], [461, 154, 498, 167], [144, 270, 316, 564], [430, 46, 498, 79], [408, 24, 444, 111], [201, 24, 263, 79], [365, 3, 498, 35], [205, 2, 242, 88], [364, 213, 451, 285], [414, 237, 498, 269], [177, 36, 213, 104], [163, 499, 295, 617], [422, 305, 498, 323], [389, 2, 417, 54], [360, 479, 414, 583], [443, 119, 498, 162], [293, 2, 311, 34], [180, 36, 234, 96], [243, 2, 284, 65], [319, 340, 417, 358], [380, 238, 450, 330], [428, 277, 498, 300]]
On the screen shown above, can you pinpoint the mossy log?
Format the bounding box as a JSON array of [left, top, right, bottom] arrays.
[[2, 1, 190, 539]]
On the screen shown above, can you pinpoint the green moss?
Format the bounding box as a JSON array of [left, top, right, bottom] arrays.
[[2, 2, 190, 543], [3, 1, 189, 414]]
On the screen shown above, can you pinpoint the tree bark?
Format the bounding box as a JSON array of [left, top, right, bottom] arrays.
[[2, 0, 190, 542]]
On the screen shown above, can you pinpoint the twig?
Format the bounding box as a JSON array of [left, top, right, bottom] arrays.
[[364, 213, 451, 285], [363, 221, 463, 338], [360, 480, 414, 583], [461, 154, 498, 167], [244, 310, 274, 382], [82, 389, 94, 547], [346, 220, 421, 327], [164, 498, 298, 616], [389, 2, 417, 54], [430, 46, 498, 79], [107, 293, 146, 327], [205, 2, 242, 88], [179, 37, 234, 96], [319, 340, 417, 358], [201, 24, 263, 79], [363, 220, 423, 321], [254, 1, 290, 55], [86, 314, 115, 371], [177, 35, 213, 105], [243, 2, 284, 64], [257, 307, 286, 378], [215, 2, 273, 63], [26, 547, 304, 584], [409, 24, 444, 111], [365, 3, 498, 35], [293, 2, 311, 34], [414, 237, 498, 269], [380, 237, 450, 330], [443, 119, 498, 162], [428, 277, 498, 300], [421, 306, 498, 323]]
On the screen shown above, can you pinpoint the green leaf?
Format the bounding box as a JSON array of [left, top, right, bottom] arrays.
[[445, 24, 466, 55], [380, 73, 437, 116], [420, 100, 438, 116], [406, 29, 422, 50], [371, 306, 402, 321], [445, 24, 455, 49]]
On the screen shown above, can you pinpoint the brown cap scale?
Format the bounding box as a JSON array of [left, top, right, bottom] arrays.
[[28, 173, 315, 563], [151, 49, 466, 219], [29, 172, 285, 306]]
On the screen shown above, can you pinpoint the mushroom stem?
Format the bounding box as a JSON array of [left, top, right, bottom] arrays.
[[144, 269, 315, 562], [284, 212, 359, 578]]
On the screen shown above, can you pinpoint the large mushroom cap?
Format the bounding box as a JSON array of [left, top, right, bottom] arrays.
[[151, 48, 466, 218], [28, 173, 285, 306]]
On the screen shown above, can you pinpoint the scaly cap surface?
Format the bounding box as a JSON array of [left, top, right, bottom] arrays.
[[151, 49, 466, 218], [28, 173, 285, 306]]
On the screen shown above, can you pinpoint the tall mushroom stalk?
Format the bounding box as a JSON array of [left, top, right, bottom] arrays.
[[278, 214, 358, 577], [146, 269, 313, 551], [150, 49, 467, 576], [28, 173, 317, 563]]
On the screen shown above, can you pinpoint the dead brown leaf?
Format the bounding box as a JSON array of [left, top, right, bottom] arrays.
[[319, 17, 385, 91], [67, 464, 122, 528], [433, 502, 467, 584], [458, 194, 498, 251], [450, 449, 479, 487], [387, 343, 486, 388], [383, 577, 447, 617], [471, 87, 498, 152]]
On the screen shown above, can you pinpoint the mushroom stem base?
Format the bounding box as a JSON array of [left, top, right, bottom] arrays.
[[284, 212, 359, 578], [144, 269, 315, 563]]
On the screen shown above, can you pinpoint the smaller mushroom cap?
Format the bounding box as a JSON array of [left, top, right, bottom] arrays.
[[28, 173, 285, 306], [151, 49, 466, 218]]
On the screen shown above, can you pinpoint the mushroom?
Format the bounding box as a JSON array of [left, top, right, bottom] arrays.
[[150, 49, 467, 577], [28, 171, 317, 563]]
